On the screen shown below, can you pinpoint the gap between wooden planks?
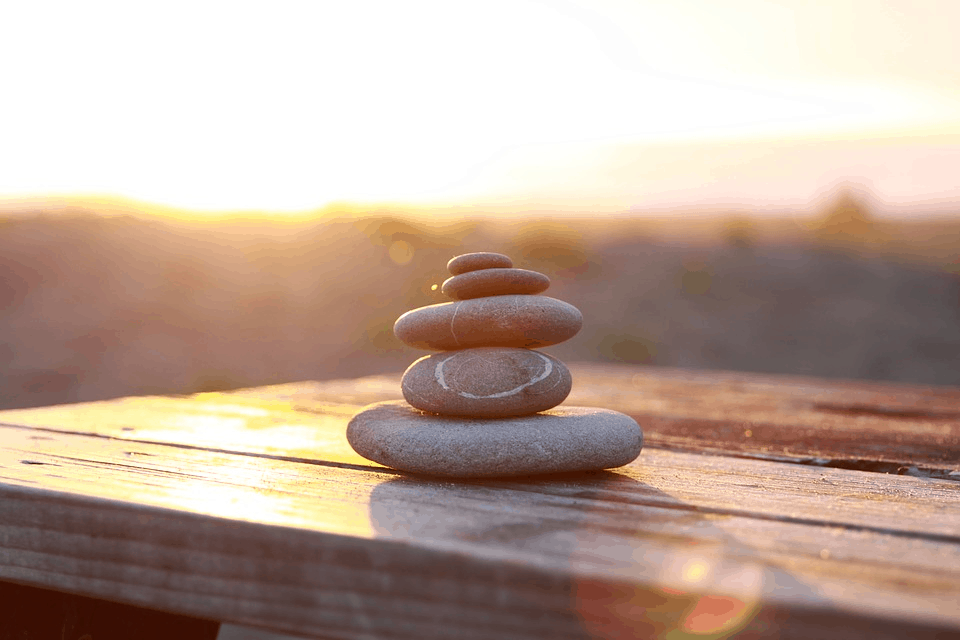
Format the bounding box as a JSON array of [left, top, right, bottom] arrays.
[[0, 366, 959, 639]]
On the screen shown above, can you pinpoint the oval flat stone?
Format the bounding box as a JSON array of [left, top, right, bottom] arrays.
[[347, 400, 644, 477], [401, 347, 571, 417], [441, 268, 550, 300], [394, 295, 582, 350], [447, 252, 513, 275]]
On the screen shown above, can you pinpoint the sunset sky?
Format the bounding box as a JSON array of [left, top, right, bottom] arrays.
[[1, 0, 958, 214]]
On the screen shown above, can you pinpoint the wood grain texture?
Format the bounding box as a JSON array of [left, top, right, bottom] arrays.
[[225, 363, 960, 472], [0, 398, 957, 637], [0, 365, 958, 638], [3, 384, 959, 538]]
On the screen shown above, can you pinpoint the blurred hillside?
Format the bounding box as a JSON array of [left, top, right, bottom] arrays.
[[2, 194, 959, 409]]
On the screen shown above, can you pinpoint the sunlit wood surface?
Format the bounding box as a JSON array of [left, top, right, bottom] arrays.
[[0, 364, 958, 639]]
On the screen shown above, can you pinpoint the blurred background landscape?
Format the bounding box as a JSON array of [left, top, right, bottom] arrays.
[[2, 190, 959, 409], [2, 0, 959, 408]]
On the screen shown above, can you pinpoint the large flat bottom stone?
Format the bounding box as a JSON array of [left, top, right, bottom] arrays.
[[347, 401, 643, 478]]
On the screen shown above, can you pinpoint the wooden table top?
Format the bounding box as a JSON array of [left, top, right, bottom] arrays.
[[0, 364, 958, 639]]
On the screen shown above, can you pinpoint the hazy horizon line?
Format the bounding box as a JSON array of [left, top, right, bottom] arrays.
[[2, 189, 958, 224]]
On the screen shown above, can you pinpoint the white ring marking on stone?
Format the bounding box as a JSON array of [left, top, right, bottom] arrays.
[[449, 301, 462, 347], [435, 352, 554, 399]]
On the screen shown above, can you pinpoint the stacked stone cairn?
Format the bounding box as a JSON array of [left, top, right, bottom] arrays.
[[347, 252, 644, 478]]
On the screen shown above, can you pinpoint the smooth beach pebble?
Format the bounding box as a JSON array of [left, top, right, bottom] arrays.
[[401, 347, 571, 417], [447, 252, 513, 275], [441, 268, 550, 300], [394, 295, 582, 350], [347, 400, 644, 477]]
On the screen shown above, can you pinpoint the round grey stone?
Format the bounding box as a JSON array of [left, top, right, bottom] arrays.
[[347, 400, 644, 477], [447, 252, 513, 275], [394, 295, 582, 350], [401, 348, 571, 417], [441, 268, 550, 300]]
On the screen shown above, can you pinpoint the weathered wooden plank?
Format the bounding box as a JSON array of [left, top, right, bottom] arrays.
[[226, 364, 960, 472], [0, 419, 957, 636], [5, 364, 958, 473], [0, 392, 365, 465], [2, 369, 959, 637], [218, 625, 300, 640], [2, 390, 958, 539], [572, 364, 960, 473]]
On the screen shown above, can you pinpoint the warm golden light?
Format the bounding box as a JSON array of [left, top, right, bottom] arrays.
[[682, 559, 711, 585], [0, 393, 379, 538], [1, 0, 957, 214], [388, 240, 416, 266]]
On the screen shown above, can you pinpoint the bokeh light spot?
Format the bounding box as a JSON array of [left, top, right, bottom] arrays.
[[388, 240, 415, 266]]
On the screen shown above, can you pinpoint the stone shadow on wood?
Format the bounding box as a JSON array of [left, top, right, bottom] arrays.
[[366, 470, 956, 638], [365, 470, 815, 638]]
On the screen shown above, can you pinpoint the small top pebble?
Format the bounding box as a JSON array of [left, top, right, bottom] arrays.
[[447, 252, 513, 275]]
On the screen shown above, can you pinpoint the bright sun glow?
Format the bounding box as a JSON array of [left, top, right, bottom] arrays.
[[1, 0, 958, 213]]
